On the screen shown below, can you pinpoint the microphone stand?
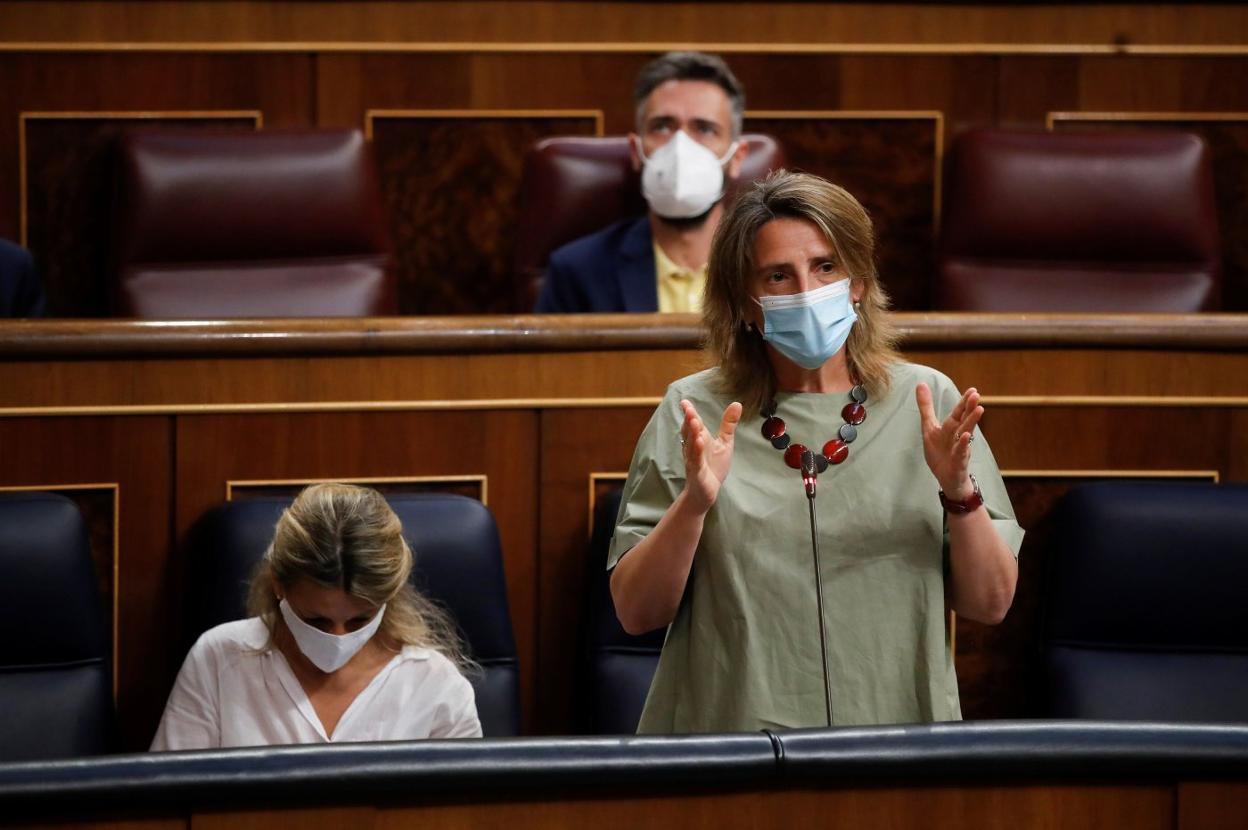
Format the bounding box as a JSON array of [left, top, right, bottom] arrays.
[[800, 449, 834, 727]]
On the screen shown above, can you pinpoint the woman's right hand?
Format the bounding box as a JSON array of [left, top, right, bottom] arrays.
[[679, 399, 743, 513]]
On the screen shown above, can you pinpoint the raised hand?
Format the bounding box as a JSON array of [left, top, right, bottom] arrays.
[[679, 399, 743, 512], [915, 383, 983, 501]]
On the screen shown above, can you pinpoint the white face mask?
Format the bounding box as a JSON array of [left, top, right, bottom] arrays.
[[278, 597, 385, 673], [638, 130, 739, 219]]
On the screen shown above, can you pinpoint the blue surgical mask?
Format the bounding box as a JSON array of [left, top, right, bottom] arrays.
[[755, 278, 857, 370]]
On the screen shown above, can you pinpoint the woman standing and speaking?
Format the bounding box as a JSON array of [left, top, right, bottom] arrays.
[[609, 171, 1024, 733]]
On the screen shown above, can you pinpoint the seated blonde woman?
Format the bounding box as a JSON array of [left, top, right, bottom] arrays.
[[152, 483, 481, 749]]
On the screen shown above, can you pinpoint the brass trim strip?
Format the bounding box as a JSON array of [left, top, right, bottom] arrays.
[[1047, 111, 1248, 129], [3, 42, 1248, 56], [5, 394, 1248, 419], [365, 108, 605, 139], [18, 110, 264, 246], [587, 472, 629, 543], [986, 396, 1248, 407], [228, 474, 489, 506], [0, 482, 121, 696], [0, 398, 665, 418], [746, 109, 945, 230], [1001, 469, 1219, 482]]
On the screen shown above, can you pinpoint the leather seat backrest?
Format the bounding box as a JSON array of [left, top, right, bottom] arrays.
[[114, 128, 395, 318], [515, 134, 786, 310], [1043, 482, 1248, 721], [937, 128, 1221, 311], [187, 493, 520, 736], [0, 492, 114, 760], [576, 488, 664, 734]]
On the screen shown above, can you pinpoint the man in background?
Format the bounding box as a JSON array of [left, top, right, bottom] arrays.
[[0, 239, 45, 318], [535, 51, 748, 314]]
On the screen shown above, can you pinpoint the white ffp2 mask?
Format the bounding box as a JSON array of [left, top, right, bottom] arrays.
[[278, 598, 386, 673], [638, 131, 739, 219]]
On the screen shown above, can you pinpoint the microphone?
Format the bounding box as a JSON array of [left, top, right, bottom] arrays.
[[799, 447, 833, 726], [800, 449, 817, 499]]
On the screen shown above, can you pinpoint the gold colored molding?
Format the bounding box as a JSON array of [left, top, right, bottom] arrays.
[[986, 396, 1248, 408], [18, 110, 264, 246], [0, 482, 121, 696], [7, 394, 1248, 420], [365, 108, 605, 139], [227, 474, 489, 506], [1002, 469, 1219, 482], [3, 42, 1248, 56], [747, 109, 945, 228], [587, 472, 629, 542], [1047, 111, 1248, 130]]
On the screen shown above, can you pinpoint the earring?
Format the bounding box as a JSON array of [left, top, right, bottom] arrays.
[[853, 300, 862, 313]]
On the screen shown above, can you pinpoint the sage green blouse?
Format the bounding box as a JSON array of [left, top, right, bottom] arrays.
[[608, 363, 1024, 734]]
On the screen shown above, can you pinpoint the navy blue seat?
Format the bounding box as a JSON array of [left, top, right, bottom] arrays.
[[577, 488, 663, 734], [0, 492, 114, 761], [1043, 482, 1248, 722], [188, 492, 520, 736]]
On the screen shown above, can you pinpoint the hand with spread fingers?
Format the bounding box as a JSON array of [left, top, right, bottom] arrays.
[[916, 383, 983, 501], [679, 398, 743, 513]]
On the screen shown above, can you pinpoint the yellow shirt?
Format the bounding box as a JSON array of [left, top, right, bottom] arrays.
[[653, 241, 707, 314]]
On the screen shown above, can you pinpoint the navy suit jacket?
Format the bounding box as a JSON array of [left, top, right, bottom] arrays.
[[0, 239, 46, 318], [534, 217, 658, 313]]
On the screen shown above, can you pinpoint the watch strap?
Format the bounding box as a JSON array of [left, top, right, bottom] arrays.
[[939, 474, 983, 514]]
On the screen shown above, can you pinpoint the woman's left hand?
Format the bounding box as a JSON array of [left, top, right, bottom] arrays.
[[916, 383, 983, 501]]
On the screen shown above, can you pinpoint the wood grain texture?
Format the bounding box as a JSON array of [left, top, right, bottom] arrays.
[[2, 326, 1248, 736], [4, 48, 1248, 315], [22, 114, 258, 316], [172, 411, 540, 732], [0, 416, 173, 751], [536, 407, 652, 732], [368, 783, 1173, 830], [193, 808, 375, 830], [11, 820, 186, 830], [1177, 782, 1248, 830], [5, 782, 1190, 830], [0, 52, 313, 241], [747, 113, 940, 310], [369, 114, 600, 314], [5, 314, 1248, 359], [2, 2, 1247, 46]]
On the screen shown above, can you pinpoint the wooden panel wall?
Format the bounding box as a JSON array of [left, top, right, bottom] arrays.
[[3, 2, 1247, 46], [4, 47, 1248, 315], [3, 320, 1247, 747]]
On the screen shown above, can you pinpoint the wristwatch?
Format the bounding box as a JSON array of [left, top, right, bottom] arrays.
[[939, 474, 983, 514]]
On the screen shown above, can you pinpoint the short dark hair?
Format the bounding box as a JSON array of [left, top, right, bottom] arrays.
[[633, 51, 745, 137]]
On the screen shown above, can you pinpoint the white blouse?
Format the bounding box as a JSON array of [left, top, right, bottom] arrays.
[[151, 617, 482, 751]]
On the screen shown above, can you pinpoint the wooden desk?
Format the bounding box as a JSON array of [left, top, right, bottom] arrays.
[[3, 313, 1247, 748]]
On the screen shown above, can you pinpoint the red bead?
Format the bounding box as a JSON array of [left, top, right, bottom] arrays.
[[822, 439, 849, 464], [761, 416, 786, 440], [841, 402, 866, 426], [783, 443, 808, 469]]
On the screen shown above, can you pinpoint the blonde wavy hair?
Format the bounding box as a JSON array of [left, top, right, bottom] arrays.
[[247, 483, 469, 668], [704, 169, 902, 415]]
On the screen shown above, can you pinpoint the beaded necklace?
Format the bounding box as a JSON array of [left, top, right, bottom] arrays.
[[760, 382, 869, 472]]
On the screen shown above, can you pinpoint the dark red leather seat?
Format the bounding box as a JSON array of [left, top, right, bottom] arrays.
[[113, 129, 395, 318], [513, 134, 785, 311], [936, 128, 1221, 312]]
